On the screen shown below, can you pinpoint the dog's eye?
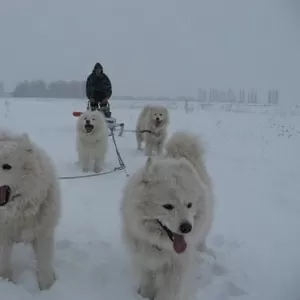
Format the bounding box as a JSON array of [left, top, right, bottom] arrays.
[[187, 203, 192, 208], [84, 117, 87, 120], [160, 114, 162, 116], [92, 118, 95, 121], [2, 164, 12, 170], [163, 204, 174, 210]]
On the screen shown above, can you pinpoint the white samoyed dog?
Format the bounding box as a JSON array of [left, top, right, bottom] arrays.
[[136, 105, 169, 156], [120, 131, 214, 300], [76, 110, 108, 173], [0, 130, 61, 290]]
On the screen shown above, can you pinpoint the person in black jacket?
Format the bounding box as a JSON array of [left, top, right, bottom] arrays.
[[86, 62, 112, 117]]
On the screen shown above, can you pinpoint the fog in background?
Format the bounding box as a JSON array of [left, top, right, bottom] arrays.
[[0, 0, 299, 102]]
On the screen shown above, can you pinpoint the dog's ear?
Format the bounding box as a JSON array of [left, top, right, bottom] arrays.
[[18, 133, 33, 153], [164, 107, 169, 121], [178, 157, 195, 174], [15, 133, 37, 174]]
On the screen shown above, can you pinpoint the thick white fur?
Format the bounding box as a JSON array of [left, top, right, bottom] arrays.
[[0, 130, 61, 290], [76, 110, 108, 173], [121, 131, 214, 300], [136, 105, 169, 156]]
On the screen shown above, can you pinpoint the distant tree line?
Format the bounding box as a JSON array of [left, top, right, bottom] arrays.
[[11, 80, 86, 99], [6, 80, 280, 105]]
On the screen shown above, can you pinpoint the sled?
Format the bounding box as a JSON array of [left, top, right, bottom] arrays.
[[106, 116, 125, 136], [72, 103, 125, 137], [73, 111, 82, 117]]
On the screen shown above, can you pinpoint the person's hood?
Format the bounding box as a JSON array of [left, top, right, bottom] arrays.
[[93, 62, 103, 73]]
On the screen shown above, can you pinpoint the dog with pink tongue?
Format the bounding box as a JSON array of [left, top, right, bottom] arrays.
[[0, 130, 61, 291], [120, 131, 214, 300]]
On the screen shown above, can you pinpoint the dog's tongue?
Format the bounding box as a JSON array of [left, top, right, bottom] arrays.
[[173, 233, 187, 254]]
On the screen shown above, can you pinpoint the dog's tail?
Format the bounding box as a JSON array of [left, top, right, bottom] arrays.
[[165, 131, 211, 187], [165, 131, 205, 164]]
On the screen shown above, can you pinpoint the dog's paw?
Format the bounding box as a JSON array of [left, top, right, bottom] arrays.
[[93, 166, 102, 173], [37, 269, 56, 291], [137, 286, 155, 300], [197, 243, 216, 259], [144, 151, 152, 157], [0, 268, 13, 282]]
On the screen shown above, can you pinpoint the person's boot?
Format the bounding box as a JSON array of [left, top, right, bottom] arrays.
[[100, 103, 111, 118], [105, 110, 112, 118], [89, 99, 98, 111]]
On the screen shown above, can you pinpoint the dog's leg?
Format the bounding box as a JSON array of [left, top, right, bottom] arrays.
[[137, 269, 156, 300], [94, 143, 107, 173], [145, 143, 153, 156], [154, 266, 184, 300], [32, 233, 56, 290], [77, 148, 90, 172], [156, 142, 163, 156], [94, 152, 105, 173], [136, 131, 143, 151], [144, 133, 154, 156], [0, 240, 13, 281], [81, 153, 90, 172], [77, 152, 83, 167], [93, 158, 103, 173]]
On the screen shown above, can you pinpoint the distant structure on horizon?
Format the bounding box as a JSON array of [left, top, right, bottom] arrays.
[[267, 89, 279, 105], [0, 81, 4, 97], [197, 88, 279, 105]]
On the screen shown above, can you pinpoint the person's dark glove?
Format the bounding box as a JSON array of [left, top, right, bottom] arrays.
[[90, 98, 96, 105]]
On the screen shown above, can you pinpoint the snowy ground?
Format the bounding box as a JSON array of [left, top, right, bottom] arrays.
[[0, 98, 299, 300]]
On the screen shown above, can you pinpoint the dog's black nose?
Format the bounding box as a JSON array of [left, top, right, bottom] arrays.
[[85, 119, 90, 124], [179, 221, 192, 234], [156, 117, 160, 121]]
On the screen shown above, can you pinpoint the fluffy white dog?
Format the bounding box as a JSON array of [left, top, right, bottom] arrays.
[[136, 105, 169, 156], [76, 110, 108, 173], [121, 131, 214, 300], [0, 130, 61, 290]]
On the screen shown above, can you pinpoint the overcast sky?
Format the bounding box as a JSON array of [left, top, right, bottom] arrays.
[[0, 0, 299, 101]]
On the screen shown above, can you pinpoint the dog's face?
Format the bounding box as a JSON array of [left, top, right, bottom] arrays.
[[77, 110, 104, 135], [0, 132, 40, 215], [137, 157, 206, 254], [150, 106, 169, 127]]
